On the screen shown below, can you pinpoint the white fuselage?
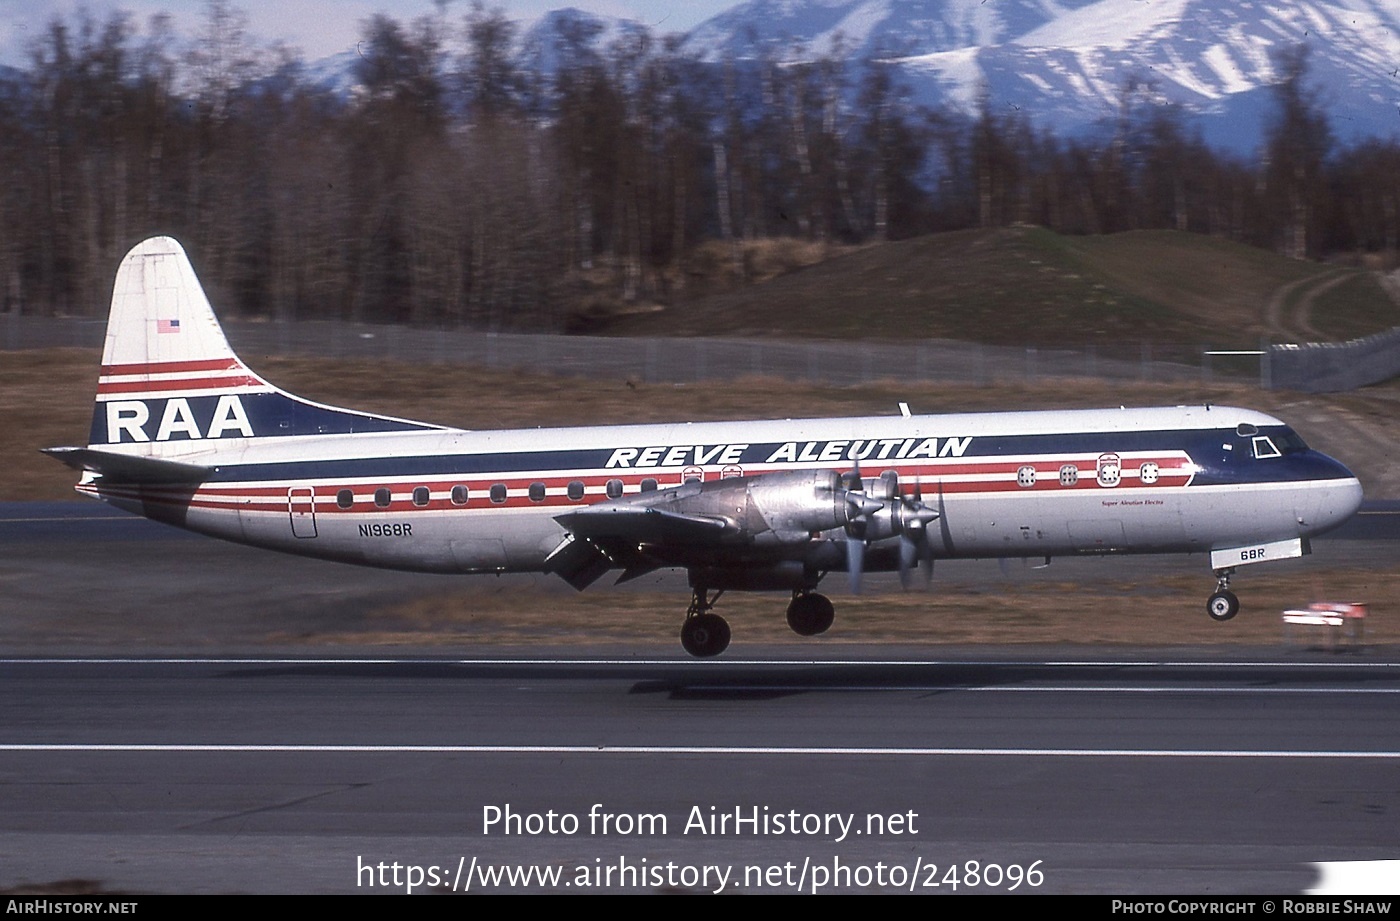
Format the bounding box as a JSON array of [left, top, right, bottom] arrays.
[[84, 405, 1364, 578]]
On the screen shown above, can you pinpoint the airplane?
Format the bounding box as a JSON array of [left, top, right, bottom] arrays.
[[45, 237, 1364, 657]]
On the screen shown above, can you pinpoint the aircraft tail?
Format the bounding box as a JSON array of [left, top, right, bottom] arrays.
[[79, 236, 444, 461]]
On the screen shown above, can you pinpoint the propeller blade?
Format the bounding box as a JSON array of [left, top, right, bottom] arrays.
[[841, 460, 863, 492], [897, 533, 918, 589], [846, 534, 865, 594], [898, 513, 938, 590]]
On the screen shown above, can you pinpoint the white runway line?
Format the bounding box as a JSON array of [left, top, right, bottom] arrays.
[[3, 743, 1400, 758], [4, 657, 1400, 668]]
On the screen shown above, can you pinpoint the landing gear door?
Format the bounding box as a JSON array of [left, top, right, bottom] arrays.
[[288, 487, 318, 539]]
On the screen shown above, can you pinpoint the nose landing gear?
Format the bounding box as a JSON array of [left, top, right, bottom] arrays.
[[1207, 568, 1239, 621]]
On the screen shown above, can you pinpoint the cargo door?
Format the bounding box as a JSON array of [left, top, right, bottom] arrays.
[[288, 486, 318, 538]]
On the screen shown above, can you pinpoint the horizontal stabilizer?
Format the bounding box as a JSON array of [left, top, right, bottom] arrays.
[[42, 447, 209, 484]]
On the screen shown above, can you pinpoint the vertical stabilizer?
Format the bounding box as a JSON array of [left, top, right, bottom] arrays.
[[101, 237, 260, 378], [87, 237, 444, 457]]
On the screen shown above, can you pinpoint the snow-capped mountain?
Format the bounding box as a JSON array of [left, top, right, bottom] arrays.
[[682, 0, 1400, 149], [274, 1, 1398, 151], [516, 7, 656, 73], [686, 0, 1097, 60]]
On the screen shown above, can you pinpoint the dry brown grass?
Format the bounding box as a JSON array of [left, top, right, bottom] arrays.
[[9, 348, 1400, 501], [8, 347, 1395, 651], [285, 566, 1398, 650]]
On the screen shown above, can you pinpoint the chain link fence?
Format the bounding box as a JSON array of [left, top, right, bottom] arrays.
[[1268, 328, 1400, 392], [0, 313, 1339, 390]]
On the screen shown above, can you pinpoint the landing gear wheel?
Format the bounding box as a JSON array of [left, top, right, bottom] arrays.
[[1207, 590, 1239, 622], [681, 613, 731, 657], [786, 592, 835, 637]]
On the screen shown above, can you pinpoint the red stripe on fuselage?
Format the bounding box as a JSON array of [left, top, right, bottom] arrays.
[[109, 466, 1193, 515]]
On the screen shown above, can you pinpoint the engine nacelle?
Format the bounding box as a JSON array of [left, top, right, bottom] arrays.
[[745, 469, 854, 540], [624, 470, 853, 544]]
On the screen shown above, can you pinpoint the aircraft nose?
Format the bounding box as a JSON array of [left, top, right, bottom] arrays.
[[1301, 454, 1363, 536]]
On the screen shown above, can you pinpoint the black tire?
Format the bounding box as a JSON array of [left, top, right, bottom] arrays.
[[681, 613, 731, 657], [1207, 590, 1240, 622], [786, 593, 836, 636]]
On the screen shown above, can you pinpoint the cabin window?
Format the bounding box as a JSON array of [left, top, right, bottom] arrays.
[[567, 480, 586, 501], [1016, 466, 1036, 488], [529, 482, 546, 502], [682, 466, 703, 484], [1139, 462, 1160, 485], [450, 485, 469, 506], [412, 486, 430, 507], [1096, 454, 1122, 488], [1236, 422, 1259, 437], [605, 479, 624, 499], [1059, 465, 1079, 487], [374, 488, 391, 508], [490, 483, 507, 504], [640, 478, 658, 493], [336, 489, 354, 509], [1252, 436, 1282, 459]]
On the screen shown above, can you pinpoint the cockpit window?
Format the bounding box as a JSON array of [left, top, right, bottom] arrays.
[[1251, 436, 1281, 459], [1275, 430, 1309, 453], [1236, 422, 1259, 437]]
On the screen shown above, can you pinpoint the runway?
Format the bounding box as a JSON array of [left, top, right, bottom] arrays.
[[3, 503, 1400, 894], [3, 655, 1400, 894]]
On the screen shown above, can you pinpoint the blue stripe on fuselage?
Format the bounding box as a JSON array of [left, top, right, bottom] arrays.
[[195, 425, 1352, 485]]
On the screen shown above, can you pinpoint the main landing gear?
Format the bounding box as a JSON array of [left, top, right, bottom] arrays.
[[786, 591, 835, 636], [1207, 568, 1240, 622], [680, 588, 730, 657], [678, 587, 838, 657]]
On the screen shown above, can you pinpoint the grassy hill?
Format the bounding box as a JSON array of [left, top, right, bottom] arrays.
[[600, 227, 1399, 348]]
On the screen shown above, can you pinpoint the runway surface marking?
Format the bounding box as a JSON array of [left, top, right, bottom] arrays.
[[4, 657, 1398, 668], [650, 680, 1389, 694], [0, 515, 134, 522], [3, 743, 1399, 758]]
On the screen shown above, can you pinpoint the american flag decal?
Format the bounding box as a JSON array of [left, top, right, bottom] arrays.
[[157, 318, 181, 334]]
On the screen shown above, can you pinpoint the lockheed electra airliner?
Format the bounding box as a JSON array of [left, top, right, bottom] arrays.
[[46, 237, 1364, 656]]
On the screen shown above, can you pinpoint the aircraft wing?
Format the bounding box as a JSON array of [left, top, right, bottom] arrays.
[[41, 447, 210, 484], [554, 505, 738, 543], [546, 496, 744, 591]]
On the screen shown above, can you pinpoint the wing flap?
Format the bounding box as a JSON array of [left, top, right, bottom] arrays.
[[543, 533, 616, 591]]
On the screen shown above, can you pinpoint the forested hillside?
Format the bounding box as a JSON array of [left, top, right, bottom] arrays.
[[0, 1, 1395, 332]]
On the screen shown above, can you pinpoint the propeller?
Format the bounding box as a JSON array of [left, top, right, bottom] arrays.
[[841, 463, 882, 594], [841, 468, 942, 593], [896, 478, 939, 590]]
